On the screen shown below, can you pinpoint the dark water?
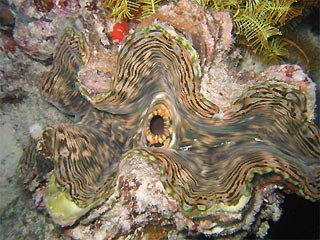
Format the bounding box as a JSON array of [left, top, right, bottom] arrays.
[[267, 194, 320, 239]]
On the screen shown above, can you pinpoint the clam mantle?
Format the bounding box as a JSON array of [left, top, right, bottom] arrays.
[[19, 1, 319, 239]]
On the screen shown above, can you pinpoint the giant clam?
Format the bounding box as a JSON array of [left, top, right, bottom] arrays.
[[19, 1, 319, 239]]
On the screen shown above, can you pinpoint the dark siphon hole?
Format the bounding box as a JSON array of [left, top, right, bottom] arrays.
[[150, 115, 164, 135]]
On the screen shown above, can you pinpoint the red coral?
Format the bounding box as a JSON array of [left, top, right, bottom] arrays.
[[109, 21, 130, 43]]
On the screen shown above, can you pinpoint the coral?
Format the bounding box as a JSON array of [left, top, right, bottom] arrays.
[[0, 0, 17, 54], [139, 0, 234, 67], [193, 0, 319, 66], [139, 0, 162, 19], [282, 27, 320, 79], [18, 1, 320, 239], [102, 0, 164, 20], [109, 21, 130, 43], [101, 0, 319, 68]]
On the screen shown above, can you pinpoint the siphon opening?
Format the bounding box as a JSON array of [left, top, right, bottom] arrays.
[[150, 115, 165, 135]]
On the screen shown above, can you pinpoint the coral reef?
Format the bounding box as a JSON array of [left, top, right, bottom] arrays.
[[194, 0, 320, 67], [17, 0, 320, 239], [102, 0, 320, 69], [102, 0, 163, 20], [0, 0, 319, 239], [0, 0, 70, 209]]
